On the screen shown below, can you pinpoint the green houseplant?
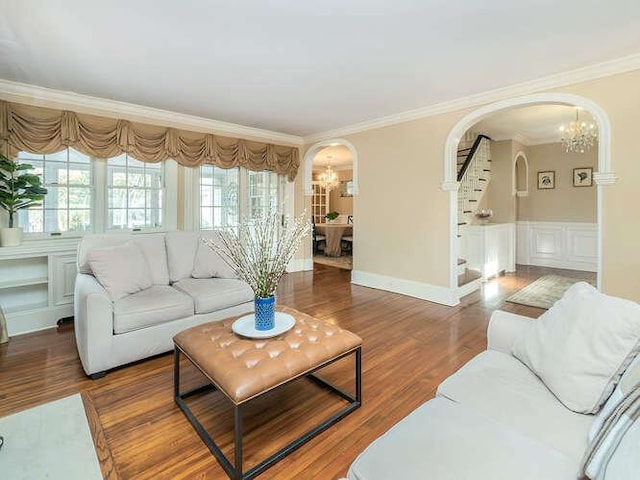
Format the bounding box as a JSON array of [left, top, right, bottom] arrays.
[[325, 211, 340, 222], [0, 153, 48, 246]]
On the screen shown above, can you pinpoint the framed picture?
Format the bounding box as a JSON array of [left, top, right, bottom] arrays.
[[340, 180, 354, 197], [573, 167, 593, 187], [537, 171, 555, 190]]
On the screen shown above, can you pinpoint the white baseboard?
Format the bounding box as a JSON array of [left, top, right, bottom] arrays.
[[287, 257, 314, 272], [7, 304, 73, 336], [351, 270, 459, 306], [457, 278, 482, 299]]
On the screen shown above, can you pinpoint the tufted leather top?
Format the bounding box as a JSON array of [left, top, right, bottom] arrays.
[[173, 306, 362, 404]]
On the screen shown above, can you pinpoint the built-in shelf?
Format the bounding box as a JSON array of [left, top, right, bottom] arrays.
[[0, 276, 49, 289], [5, 300, 49, 315], [0, 238, 80, 336]]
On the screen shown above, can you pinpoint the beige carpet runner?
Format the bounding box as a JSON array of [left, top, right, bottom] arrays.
[[506, 274, 596, 309]]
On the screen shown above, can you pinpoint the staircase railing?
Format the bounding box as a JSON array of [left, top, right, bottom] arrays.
[[457, 134, 491, 182]]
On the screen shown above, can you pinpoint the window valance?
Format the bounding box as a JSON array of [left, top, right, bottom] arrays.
[[0, 100, 299, 181]]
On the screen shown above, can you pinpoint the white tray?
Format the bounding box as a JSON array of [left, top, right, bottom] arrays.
[[232, 312, 296, 339]]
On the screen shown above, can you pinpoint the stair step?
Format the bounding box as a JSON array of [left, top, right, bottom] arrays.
[[474, 189, 482, 191], [483, 169, 491, 172], [458, 268, 482, 287], [463, 210, 472, 213], [468, 199, 477, 202], [457, 258, 467, 265], [479, 178, 487, 181], [457, 222, 467, 226]]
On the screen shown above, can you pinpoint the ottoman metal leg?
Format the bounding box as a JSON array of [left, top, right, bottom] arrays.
[[174, 345, 362, 480]]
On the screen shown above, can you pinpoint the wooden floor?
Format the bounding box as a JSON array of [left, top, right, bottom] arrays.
[[1, 264, 567, 479]]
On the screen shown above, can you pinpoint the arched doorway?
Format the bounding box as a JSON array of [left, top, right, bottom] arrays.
[[303, 139, 359, 270], [443, 93, 616, 302]]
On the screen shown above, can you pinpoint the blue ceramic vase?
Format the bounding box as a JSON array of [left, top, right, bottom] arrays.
[[254, 296, 275, 330]]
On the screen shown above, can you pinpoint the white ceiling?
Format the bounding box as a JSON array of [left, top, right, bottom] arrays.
[[312, 145, 353, 171], [2, 1, 640, 136], [473, 105, 597, 145]]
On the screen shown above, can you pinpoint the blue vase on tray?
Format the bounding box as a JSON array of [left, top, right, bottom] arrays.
[[254, 296, 275, 330]]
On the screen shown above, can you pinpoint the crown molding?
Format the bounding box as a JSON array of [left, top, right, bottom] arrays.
[[304, 53, 640, 144], [0, 79, 304, 147]]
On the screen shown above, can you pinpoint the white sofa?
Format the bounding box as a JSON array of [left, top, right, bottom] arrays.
[[348, 284, 640, 480], [74, 231, 254, 377]]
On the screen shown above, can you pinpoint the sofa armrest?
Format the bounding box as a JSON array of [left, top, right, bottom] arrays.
[[487, 310, 534, 355], [74, 273, 114, 376]]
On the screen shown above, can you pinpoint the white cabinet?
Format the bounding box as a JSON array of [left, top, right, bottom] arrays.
[[464, 223, 515, 280], [0, 239, 79, 336]]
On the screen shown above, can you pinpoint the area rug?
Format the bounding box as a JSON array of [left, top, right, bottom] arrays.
[[506, 274, 597, 309], [0, 394, 103, 480], [313, 254, 352, 270]]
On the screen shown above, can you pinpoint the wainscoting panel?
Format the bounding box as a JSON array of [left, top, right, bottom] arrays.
[[516, 221, 597, 272]]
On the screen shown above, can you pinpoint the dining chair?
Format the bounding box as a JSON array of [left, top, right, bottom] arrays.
[[312, 216, 326, 255], [347, 215, 353, 224], [341, 234, 353, 255]]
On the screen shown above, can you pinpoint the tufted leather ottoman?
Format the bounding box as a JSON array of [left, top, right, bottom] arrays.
[[173, 306, 362, 480]]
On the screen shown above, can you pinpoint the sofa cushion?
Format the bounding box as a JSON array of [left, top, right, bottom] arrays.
[[87, 242, 153, 301], [347, 397, 578, 480], [132, 234, 170, 285], [113, 286, 194, 334], [172, 278, 253, 315], [166, 231, 200, 283], [511, 282, 640, 414], [78, 233, 169, 285], [191, 237, 237, 279], [436, 349, 592, 460]]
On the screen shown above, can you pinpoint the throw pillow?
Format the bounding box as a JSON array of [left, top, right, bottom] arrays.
[[511, 282, 640, 414], [87, 242, 153, 301], [191, 236, 237, 279]]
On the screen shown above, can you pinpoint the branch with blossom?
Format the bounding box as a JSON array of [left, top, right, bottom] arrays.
[[203, 209, 310, 298]]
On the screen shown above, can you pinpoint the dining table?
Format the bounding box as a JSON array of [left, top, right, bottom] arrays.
[[315, 223, 353, 257]]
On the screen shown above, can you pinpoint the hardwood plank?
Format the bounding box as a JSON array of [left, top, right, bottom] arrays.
[[82, 390, 121, 480], [0, 263, 556, 479]]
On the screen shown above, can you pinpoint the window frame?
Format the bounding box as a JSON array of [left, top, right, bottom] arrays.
[[186, 166, 292, 232], [16, 148, 94, 240], [103, 154, 176, 233], [13, 150, 178, 240]]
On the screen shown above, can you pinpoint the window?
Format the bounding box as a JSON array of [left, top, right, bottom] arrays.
[[107, 154, 164, 230], [247, 170, 281, 220], [17, 149, 92, 234], [198, 166, 283, 229], [199, 165, 239, 229]]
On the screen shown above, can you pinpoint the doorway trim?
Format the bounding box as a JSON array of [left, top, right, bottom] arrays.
[[442, 93, 616, 302], [302, 138, 359, 196], [302, 138, 359, 270]]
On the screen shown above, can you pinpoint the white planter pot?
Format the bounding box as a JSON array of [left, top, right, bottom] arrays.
[[0, 227, 23, 247]]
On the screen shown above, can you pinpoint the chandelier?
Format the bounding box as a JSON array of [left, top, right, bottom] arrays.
[[559, 109, 597, 153], [319, 157, 339, 190]]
